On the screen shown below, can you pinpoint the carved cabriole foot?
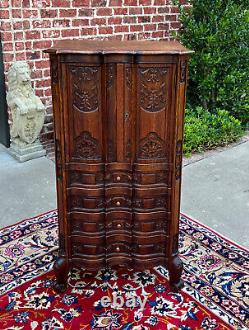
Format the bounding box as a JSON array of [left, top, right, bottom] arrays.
[[54, 256, 69, 293], [168, 255, 184, 292]]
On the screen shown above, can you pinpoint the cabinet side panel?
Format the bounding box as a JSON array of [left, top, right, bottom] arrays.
[[50, 54, 67, 259]]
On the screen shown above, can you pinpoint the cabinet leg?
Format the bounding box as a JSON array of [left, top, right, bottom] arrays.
[[53, 256, 69, 293], [168, 255, 184, 292]]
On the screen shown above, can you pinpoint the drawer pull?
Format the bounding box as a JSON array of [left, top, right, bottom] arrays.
[[116, 176, 121, 181], [117, 223, 122, 228], [116, 246, 120, 252], [116, 201, 121, 206]]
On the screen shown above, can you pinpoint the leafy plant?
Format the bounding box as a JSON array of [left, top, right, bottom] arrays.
[[183, 107, 243, 156], [174, 0, 249, 125]]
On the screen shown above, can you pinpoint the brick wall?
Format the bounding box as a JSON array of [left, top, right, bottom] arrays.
[[0, 0, 186, 154]]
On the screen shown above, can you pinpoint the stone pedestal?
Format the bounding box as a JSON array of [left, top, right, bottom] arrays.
[[8, 141, 46, 162]]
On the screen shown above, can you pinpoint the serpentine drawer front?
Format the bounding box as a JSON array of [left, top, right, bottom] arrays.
[[46, 40, 192, 292]]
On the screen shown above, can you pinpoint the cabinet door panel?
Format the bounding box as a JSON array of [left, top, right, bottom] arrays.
[[66, 65, 104, 162]]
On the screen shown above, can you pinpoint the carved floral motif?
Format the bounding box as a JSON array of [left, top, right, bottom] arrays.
[[73, 131, 101, 160], [138, 132, 166, 160], [71, 66, 99, 113], [139, 67, 167, 112]]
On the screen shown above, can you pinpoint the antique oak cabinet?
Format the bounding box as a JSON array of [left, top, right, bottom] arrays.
[[46, 40, 192, 292]]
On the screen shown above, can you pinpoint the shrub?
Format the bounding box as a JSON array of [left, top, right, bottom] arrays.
[[183, 107, 243, 156], [174, 0, 249, 125]]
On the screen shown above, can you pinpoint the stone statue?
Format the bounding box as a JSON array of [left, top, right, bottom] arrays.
[[6, 61, 46, 161]]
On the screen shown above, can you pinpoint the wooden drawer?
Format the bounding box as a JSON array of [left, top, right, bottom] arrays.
[[133, 187, 170, 211], [133, 211, 169, 233], [105, 163, 132, 185], [105, 187, 132, 210], [68, 187, 105, 211], [106, 211, 132, 232], [134, 163, 170, 186], [67, 163, 105, 186], [133, 241, 166, 255]]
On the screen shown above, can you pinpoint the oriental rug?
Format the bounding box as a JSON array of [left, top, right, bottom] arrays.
[[0, 210, 248, 329]]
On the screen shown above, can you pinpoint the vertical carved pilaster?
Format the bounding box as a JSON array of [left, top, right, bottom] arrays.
[[175, 140, 183, 180]]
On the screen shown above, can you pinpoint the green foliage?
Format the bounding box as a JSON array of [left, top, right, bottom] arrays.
[[174, 0, 249, 124], [183, 107, 243, 156]]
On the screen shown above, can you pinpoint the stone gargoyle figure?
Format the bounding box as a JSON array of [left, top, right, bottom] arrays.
[[6, 61, 45, 146]]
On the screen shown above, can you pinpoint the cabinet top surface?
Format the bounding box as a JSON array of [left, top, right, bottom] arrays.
[[46, 39, 193, 55]]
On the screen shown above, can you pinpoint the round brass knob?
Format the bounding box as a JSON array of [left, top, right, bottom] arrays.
[[116, 246, 120, 252], [117, 223, 122, 228], [116, 176, 121, 181], [116, 201, 121, 206]]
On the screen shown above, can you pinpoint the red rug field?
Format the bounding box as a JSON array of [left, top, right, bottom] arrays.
[[0, 210, 248, 329]]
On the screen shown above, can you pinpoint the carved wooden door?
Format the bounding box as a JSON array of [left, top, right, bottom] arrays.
[[47, 40, 192, 292]]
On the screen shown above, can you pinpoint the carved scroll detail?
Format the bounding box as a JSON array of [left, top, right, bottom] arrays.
[[107, 64, 114, 89], [175, 140, 183, 180], [71, 66, 99, 113], [73, 131, 101, 160], [139, 67, 167, 113], [138, 132, 166, 160], [180, 61, 187, 83]]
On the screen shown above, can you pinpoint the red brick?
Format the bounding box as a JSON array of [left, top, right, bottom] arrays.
[[114, 25, 129, 33], [72, 0, 89, 6], [21, 0, 30, 7], [61, 29, 80, 37], [138, 16, 151, 23], [158, 23, 169, 30], [3, 53, 14, 62], [151, 31, 164, 38], [40, 9, 58, 18], [129, 7, 142, 15], [72, 19, 89, 27], [114, 8, 128, 15], [35, 60, 49, 69], [96, 8, 112, 16], [109, 0, 122, 5], [42, 30, 60, 38], [59, 9, 77, 17], [130, 25, 143, 32], [152, 15, 164, 22], [78, 8, 94, 16], [33, 20, 51, 28], [91, 18, 106, 26], [99, 26, 113, 34], [53, 19, 70, 27], [124, 0, 137, 5], [13, 21, 22, 30], [143, 7, 157, 14], [15, 42, 25, 50], [1, 0, 9, 8], [81, 27, 97, 35], [108, 17, 122, 25], [123, 16, 137, 24], [36, 89, 44, 97], [16, 52, 26, 60], [153, 0, 166, 4], [158, 7, 170, 13], [12, 9, 22, 18], [91, 0, 107, 6], [44, 89, 52, 97], [1, 31, 12, 41], [31, 69, 42, 79], [25, 41, 32, 50], [1, 22, 11, 30], [26, 51, 41, 60], [165, 14, 177, 21], [25, 30, 41, 40], [33, 40, 52, 49], [144, 23, 157, 31], [43, 69, 51, 77], [170, 22, 180, 29], [52, 0, 70, 6], [35, 79, 51, 88], [0, 10, 10, 19], [139, 0, 151, 5], [23, 9, 38, 18], [170, 6, 179, 13], [23, 20, 30, 29], [14, 31, 24, 40], [2, 43, 13, 51]]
